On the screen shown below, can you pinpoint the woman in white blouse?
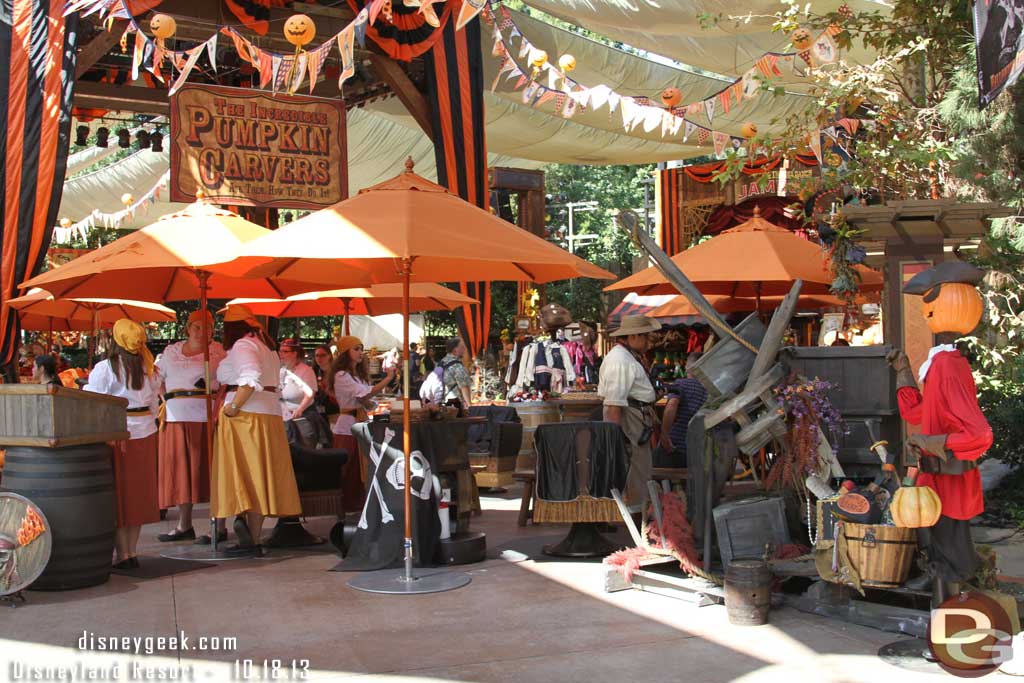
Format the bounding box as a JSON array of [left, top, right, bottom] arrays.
[[84, 319, 161, 569], [278, 338, 317, 448], [212, 305, 301, 556], [155, 309, 226, 544], [330, 335, 394, 512]]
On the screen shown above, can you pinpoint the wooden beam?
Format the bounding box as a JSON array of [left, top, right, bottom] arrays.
[[76, 20, 127, 78], [368, 53, 433, 137], [74, 81, 169, 115]]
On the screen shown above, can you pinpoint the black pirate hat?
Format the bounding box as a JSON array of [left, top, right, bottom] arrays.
[[903, 260, 985, 296]]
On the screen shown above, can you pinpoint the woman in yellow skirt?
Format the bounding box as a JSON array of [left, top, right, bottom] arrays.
[[212, 305, 301, 557]]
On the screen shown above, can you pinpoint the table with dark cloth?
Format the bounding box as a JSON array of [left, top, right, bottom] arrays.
[[467, 405, 520, 452], [535, 421, 630, 502]]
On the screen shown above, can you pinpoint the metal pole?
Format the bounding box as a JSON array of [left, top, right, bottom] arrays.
[[401, 258, 414, 582], [197, 270, 217, 551], [343, 299, 351, 336]]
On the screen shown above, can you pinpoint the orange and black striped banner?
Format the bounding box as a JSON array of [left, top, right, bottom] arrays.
[[346, 0, 452, 62], [423, 15, 491, 356], [656, 168, 682, 255], [0, 1, 79, 370]]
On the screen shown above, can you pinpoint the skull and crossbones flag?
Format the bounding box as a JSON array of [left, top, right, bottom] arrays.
[[333, 424, 442, 572]]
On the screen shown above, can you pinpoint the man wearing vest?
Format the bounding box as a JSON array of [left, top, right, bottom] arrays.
[[598, 314, 660, 510]]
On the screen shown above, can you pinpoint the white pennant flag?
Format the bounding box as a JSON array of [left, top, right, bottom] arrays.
[[620, 97, 637, 129], [518, 39, 531, 59], [607, 92, 621, 113], [168, 44, 205, 96], [588, 84, 611, 111], [337, 27, 356, 89], [704, 98, 716, 123], [642, 106, 662, 133], [713, 131, 729, 156], [522, 82, 539, 104], [206, 33, 218, 72], [683, 120, 697, 141], [669, 113, 683, 137], [742, 70, 761, 99]]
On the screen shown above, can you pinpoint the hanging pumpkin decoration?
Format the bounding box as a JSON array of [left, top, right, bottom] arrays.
[[921, 283, 984, 334], [740, 121, 758, 138], [791, 27, 813, 50], [530, 49, 548, 79], [558, 54, 576, 72], [890, 484, 942, 528], [149, 13, 176, 49], [660, 86, 682, 109], [120, 193, 134, 207], [59, 217, 72, 229], [283, 14, 317, 94]]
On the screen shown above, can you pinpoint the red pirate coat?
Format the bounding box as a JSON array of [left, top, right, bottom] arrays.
[[897, 348, 992, 520]]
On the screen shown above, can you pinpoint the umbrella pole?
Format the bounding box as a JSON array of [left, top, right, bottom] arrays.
[[401, 262, 414, 582], [89, 307, 99, 369], [47, 318, 53, 356], [343, 299, 351, 336], [198, 270, 218, 552]]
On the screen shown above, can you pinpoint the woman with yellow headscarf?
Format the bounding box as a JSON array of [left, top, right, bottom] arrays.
[[213, 305, 301, 557], [154, 309, 226, 544], [84, 318, 161, 569]]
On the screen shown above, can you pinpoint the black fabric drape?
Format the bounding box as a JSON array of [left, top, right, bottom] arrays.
[[0, 3, 79, 369], [467, 404, 520, 452], [534, 421, 629, 501]]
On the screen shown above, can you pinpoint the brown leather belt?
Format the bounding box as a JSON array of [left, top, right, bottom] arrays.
[[164, 389, 207, 400], [339, 408, 359, 416], [224, 385, 277, 393], [919, 455, 978, 475], [126, 407, 152, 416]]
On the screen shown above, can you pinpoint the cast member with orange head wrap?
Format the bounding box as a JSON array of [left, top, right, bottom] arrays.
[[212, 305, 301, 556], [84, 319, 161, 569], [155, 309, 226, 544]]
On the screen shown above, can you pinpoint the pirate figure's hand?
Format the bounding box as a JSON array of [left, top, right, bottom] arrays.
[[907, 433, 949, 462], [887, 349, 917, 390]]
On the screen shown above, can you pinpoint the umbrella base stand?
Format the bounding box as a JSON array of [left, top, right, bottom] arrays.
[[347, 567, 471, 595], [159, 546, 259, 562]]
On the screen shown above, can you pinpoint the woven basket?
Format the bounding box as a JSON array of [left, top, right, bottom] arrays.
[[843, 522, 916, 588]]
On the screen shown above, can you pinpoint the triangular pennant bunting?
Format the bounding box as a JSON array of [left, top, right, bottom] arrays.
[[338, 27, 356, 89], [704, 97, 716, 123]]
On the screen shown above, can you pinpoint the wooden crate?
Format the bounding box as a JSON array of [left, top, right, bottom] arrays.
[[0, 384, 129, 447]]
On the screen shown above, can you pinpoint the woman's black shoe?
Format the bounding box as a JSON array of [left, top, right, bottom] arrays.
[[112, 558, 134, 570], [233, 518, 253, 547], [129, 557, 140, 569], [222, 543, 258, 557], [158, 528, 196, 542]]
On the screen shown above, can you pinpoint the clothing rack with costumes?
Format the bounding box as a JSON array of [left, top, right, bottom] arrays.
[[511, 334, 576, 394]]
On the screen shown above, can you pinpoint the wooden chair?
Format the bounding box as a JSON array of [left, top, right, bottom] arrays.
[[650, 466, 687, 493], [291, 443, 348, 519]]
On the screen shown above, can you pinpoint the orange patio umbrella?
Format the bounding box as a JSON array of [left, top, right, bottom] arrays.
[[647, 293, 849, 319], [225, 283, 477, 335], [215, 159, 615, 591], [605, 206, 883, 301], [10, 288, 176, 361]]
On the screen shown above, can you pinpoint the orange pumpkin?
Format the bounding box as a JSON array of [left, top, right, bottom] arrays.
[[150, 14, 176, 39], [891, 484, 942, 528], [740, 121, 758, 138], [660, 87, 682, 108], [284, 14, 316, 47], [791, 27, 813, 50], [922, 282, 984, 334]]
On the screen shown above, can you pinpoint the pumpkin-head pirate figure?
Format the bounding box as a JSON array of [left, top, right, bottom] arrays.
[[887, 261, 993, 605]]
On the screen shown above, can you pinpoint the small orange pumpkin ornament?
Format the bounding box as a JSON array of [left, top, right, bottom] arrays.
[[921, 283, 984, 335], [740, 121, 758, 138], [284, 14, 316, 47], [149, 13, 176, 51], [558, 54, 576, 72], [660, 86, 682, 108], [791, 27, 813, 50], [891, 484, 942, 528], [530, 49, 548, 79]]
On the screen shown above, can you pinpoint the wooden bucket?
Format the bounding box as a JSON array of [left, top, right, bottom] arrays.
[[1, 443, 115, 590], [843, 522, 916, 588], [724, 558, 772, 626], [513, 402, 558, 471]]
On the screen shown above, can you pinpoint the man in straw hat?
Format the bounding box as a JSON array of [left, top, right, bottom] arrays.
[[599, 314, 661, 509]]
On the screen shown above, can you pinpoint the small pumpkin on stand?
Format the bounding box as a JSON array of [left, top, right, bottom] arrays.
[[890, 467, 942, 528]]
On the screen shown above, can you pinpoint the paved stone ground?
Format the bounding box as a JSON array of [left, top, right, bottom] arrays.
[[0, 488, 1020, 682]]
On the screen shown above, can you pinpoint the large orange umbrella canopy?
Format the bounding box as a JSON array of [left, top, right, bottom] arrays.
[[605, 207, 883, 297], [226, 283, 477, 318], [221, 162, 615, 294], [647, 293, 848, 318], [21, 200, 328, 301], [10, 288, 176, 329]]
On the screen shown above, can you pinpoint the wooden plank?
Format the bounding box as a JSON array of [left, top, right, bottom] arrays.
[[745, 279, 802, 389], [0, 431, 130, 447], [76, 20, 128, 78], [703, 363, 785, 430], [368, 54, 433, 137], [73, 82, 169, 115]]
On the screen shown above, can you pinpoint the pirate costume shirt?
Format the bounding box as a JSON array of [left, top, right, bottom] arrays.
[[897, 347, 991, 521], [598, 343, 656, 505]]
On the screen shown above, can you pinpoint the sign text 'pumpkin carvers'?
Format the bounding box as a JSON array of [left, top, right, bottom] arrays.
[[170, 84, 347, 210]]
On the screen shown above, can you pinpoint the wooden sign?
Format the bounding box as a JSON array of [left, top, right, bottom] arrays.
[[170, 84, 347, 210]]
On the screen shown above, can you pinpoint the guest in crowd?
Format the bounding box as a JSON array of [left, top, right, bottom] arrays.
[[440, 337, 472, 409], [213, 305, 301, 556], [656, 352, 707, 468], [84, 319, 161, 569], [330, 336, 395, 512], [32, 354, 61, 387], [279, 339, 317, 449], [312, 344, 339, 418], [155, 310, 226, 544]]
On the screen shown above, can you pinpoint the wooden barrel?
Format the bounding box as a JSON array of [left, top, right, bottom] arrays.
[[843, 522, 916, 588], [557, 399, 603, 423], [724, 559, 772, 626], [513, 402, 559, 471], [0, 444, 115, 590]]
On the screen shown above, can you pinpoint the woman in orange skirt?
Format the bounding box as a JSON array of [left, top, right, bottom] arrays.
[[84, 319, 161, 569], [330, 336, 395, 513], [212, 305, 301, 556], [155, 309, 226, 543]]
